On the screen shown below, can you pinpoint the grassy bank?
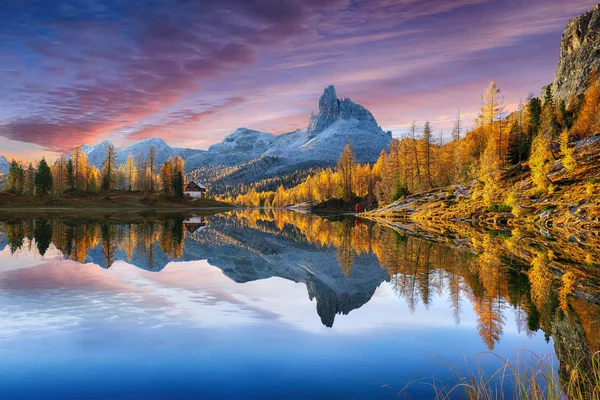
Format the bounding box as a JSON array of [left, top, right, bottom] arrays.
[[0, 190, 232, 210], [396, 349, 600, 400]]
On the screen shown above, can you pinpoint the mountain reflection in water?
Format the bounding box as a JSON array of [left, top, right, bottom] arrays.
[[0, 210, 598, 399]]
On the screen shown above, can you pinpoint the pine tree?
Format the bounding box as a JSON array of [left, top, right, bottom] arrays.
[[53, 155, 68, 193], [409, 120, 423, 190], [24, 164, 35, 196], [117, 164, 127, 190], [423, 121, 433, 188], [527, 96, 542, 132], [66, 158, 75, 190], [337, 142, 355, 203], [4, 160, 25, 194], [530, 130, 554, 193], [34, 159, 53, 197], [540, 100, 559, 141], [543, 86, 554, 106], [101, 143, 117, 191], [571, 70, 600, 138], [125, 153, 137, 190], [507, 100, 531, 165], [161, 158, 174, 194], [481, 81, 505, 161], [87, 167, 100, 192], [173, 171, 184, 199], [479, 135, 501, 206], [71, 146, 89, 191], [478, 82, 505, 205], [560, 130, 576, 173], [172, 156, 185, 188], [146, 146, 156, 193], [452, 110, 462, 180]]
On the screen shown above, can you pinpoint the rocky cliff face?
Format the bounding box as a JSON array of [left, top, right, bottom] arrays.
[[552, 5, 600, 104], [307, 85, 378, 137]]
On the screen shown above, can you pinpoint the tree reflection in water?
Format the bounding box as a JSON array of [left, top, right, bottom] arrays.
[[0, 209, 599, 395]]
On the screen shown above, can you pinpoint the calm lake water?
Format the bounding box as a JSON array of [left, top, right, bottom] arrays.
[[0, 210, 592, 399]]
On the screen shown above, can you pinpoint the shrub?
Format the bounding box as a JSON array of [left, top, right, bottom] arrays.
[[487, 203, 512, 213], [505, 190, 522, 216], [392, 182, 409, 201]]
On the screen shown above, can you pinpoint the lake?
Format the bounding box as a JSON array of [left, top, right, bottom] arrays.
[[0, 210, 597, 399]]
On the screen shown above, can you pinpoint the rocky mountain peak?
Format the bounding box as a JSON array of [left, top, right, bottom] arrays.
[[552, 5, 600, 104], [307, 85, 340, 136], [307, 85, 378, 137]]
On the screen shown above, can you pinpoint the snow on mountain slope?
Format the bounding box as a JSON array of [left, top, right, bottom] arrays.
[[204, 85, 392, 183], [84, 140, 112, 167], [209, 128, 276, 155], [83, 137, 205, 169], [266, 118, 390, 165], [184, 128, 278, 170], [0, 156, 10, 174]]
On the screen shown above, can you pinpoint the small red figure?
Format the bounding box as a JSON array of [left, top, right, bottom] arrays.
[[355, 203, 361, 213]]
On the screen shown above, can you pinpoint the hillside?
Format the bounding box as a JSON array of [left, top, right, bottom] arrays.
[[368, 134, 600, 227]]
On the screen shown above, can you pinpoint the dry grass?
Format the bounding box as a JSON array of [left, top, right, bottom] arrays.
[[0, 190, 232, 209], [395, 347, 600, 400]]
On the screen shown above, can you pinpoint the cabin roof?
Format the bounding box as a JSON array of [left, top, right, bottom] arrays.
[[186, 180, 207, 190]]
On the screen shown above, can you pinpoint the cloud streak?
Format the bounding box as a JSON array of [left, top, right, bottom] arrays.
[[0, 0, 598, 155]]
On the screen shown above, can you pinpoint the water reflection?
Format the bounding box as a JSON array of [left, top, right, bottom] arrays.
[[0, 210, 599, 396]]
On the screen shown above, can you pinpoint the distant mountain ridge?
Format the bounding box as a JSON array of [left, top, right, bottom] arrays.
[[82, 137, 205, 170], [76, 85, 392, 191]]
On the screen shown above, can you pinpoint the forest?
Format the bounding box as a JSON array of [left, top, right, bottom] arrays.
[[1, 144, 187, 199]]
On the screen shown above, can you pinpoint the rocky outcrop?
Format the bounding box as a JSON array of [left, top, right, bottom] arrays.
[[552, 5, 600, 104], [307, 85, 379, 137]]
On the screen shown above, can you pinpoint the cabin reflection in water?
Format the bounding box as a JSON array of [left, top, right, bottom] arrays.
[[184, 216, 208, 235]]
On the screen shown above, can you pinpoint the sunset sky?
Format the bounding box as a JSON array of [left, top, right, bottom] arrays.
[[0, 0, 597, 160]]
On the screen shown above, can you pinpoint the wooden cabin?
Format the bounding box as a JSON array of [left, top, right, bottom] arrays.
[[185, 181, 208, 198]]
